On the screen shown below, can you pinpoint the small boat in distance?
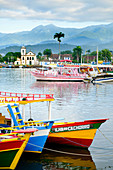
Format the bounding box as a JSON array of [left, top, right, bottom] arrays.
[[29, 65, 87, 82]]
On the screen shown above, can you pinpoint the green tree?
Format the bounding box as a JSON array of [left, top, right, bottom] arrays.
[[90, 51, 97, 56], [98, 51, 103, 61], [13, 52, 21, 58], [36, 52, 44, 62], [37, 52, 42, 59], [3, 52, 20, 63], [0, 54, 3, 63], [86, 49, 91, 63], [54, 32, 65, 59], [61, 50, 72, 54], [101, 49, 112, 62], [3, 52, 13, 63], [72, 48, 77, 63], [72, 46, 82, 63], [43, 49, 52, 60]]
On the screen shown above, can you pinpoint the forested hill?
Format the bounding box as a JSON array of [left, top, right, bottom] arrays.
[[1, 23, 113, 54], [0, 43, 75, 55]]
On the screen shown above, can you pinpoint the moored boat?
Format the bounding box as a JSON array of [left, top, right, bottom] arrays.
[[0, 91, 108, 150], [8, 103, 56, 153], [46, 118, 108, 148], [0, 91, 62, 153], [29, 65, 86, 82], [80, 64, 113, 83], [0, 128, 37, 169]]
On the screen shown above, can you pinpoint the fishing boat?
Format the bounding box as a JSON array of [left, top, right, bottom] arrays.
[[45, 118, 108, 148], [29, 65, 86, 82], [0, 91, 61, 153], [0, 128, 37, 169], [0, 91, 108, 149], [80, 65, 113, 83]]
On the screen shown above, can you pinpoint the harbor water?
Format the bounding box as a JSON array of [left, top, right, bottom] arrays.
[[0, 68, 113, 169]]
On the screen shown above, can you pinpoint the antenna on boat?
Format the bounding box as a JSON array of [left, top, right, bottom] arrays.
[[81, 52, 83, 65], [97, 47, 98, 65]]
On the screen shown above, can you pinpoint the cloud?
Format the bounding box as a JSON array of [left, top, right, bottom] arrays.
[[0, 0, 113, 22]]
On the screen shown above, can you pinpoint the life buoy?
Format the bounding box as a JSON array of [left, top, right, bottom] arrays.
[[28, 118, 33, 121]]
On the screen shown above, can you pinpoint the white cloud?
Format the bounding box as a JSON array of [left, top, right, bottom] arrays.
[[0, 0, 113, 32], [0, 0, 113, 22]]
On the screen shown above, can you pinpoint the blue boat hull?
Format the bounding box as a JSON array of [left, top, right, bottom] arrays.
[[25, 134, 48, 153], [93, 77, 113, 83]]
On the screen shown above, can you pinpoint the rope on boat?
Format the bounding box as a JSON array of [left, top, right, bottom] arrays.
[[27, 142, 91, 157], [27, 142, 113, 157], [48, 129, 113, 150], [98, 129, 113, 145], [50, 131, 90, 148]]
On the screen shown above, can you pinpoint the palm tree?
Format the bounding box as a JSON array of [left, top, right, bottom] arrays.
[[86, 49, 90, 63], [75, 46, 83, 63], [54, 32, 65, 60]]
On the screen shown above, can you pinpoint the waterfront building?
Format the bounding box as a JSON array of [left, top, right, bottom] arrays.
[[21, 46, 37, 65]]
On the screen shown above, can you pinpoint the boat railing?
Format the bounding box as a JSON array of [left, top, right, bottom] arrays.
[[0, 128, 38, 141], [0, 119, 49, 130], [0, 91, 54, 103]]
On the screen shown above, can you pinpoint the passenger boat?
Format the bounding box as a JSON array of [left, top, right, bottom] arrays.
[[80, 64, 113, 83], [0, 91, 61, 154], [29, 65, 86, 82], [46, 118, 108, 148], [0, 128, 37, 169]]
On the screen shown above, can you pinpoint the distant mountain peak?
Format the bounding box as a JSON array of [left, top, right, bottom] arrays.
[[31, 24, 56, 31], [0, 22, 113, 52]]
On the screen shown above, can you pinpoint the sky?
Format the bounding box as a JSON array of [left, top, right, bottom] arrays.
[[0, 0, 113, 33]]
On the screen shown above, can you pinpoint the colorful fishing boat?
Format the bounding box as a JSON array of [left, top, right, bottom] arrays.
[[46, 118, 108, 148], [8, 103, 59, 153], [0, 128, 37, 169], [0, 91, 108, 149], [80, 65, 113, 83], [29, 65, 86, 82], [0, 91, 62, 153]]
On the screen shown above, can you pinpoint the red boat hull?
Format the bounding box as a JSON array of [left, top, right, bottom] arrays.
[[46, 118, 108, 148]]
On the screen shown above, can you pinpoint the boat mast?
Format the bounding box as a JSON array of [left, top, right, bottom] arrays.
[[22, 104, 25, 121], [48, 101, 51, 120], [97, 47, 98, 65], [81, 52, 83, 65]]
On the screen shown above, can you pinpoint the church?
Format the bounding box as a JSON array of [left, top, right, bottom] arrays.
[[15, 46, 37, 65]]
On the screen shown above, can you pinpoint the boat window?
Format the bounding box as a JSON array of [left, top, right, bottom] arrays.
[[94, 68, 98, 71]]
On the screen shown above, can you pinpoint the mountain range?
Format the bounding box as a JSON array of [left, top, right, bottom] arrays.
[[1, 23, 113, 55]]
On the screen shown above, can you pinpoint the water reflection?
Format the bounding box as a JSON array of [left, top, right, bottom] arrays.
[[31, 81, 91, 99], [1, 69, 113, 169], [16, 146, 96, 170]]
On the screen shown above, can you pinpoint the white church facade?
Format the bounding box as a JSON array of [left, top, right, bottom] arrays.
[[15, 46, 38, 65]]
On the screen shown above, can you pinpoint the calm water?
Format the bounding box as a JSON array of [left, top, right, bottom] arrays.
[[1, 68, 113, 169]]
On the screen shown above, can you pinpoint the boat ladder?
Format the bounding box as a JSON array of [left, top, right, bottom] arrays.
[[7, 104, 24, 130]]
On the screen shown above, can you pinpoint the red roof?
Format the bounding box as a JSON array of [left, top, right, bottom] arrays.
[[60, 60, 72, 62]]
